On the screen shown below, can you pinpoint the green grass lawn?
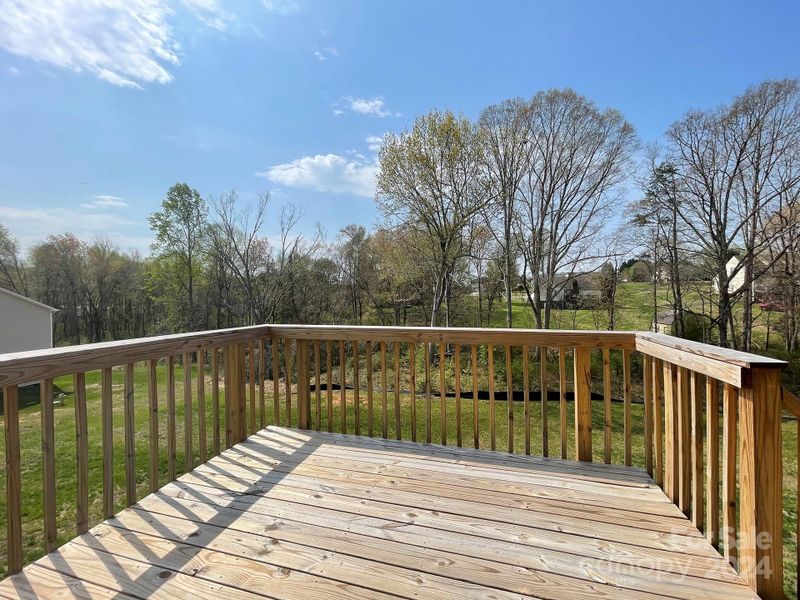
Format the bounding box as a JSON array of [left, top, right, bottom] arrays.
[[491, 282, 786, 353], [1, 358, 798, 597]]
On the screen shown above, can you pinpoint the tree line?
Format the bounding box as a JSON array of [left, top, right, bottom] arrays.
[[1, 80, 799, 355]]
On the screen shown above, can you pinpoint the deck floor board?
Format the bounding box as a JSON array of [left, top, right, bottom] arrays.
[[0, 426, 758, 600]]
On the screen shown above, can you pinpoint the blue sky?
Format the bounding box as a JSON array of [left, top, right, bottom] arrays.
[[1, 0, 799, 252]]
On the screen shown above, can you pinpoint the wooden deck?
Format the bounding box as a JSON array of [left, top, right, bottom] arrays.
[[0, 426, 758, 600]]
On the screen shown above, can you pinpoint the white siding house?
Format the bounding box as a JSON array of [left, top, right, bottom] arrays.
[[712, 256, 746, 295], [0, 288, 58, 354]]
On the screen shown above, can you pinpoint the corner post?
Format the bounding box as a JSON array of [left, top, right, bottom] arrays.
[[738, 366, 783, 598]]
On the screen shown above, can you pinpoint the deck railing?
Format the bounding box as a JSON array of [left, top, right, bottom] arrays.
[[0, 325, 791, 598]]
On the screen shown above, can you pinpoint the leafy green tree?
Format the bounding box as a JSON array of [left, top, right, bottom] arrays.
[[149, 183, 208, 331], [377, 109, 487, 327]]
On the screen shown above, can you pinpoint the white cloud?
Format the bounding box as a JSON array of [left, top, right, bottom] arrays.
[[366, 135, 383, 152], [181, 0, 231, 31], [0, 0, 231, 88], [335, 96, 399, 118], [262, 0, 299, 15], [80, 195, 129, 208], [257, 154, 377, 198], [0, 205, 147, 251]]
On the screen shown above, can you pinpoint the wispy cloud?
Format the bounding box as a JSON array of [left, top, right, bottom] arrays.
[[366, 135, 383, 152], [335, 96, 399, 118], [314, 46, 338, 61], [0, 205, 146, 250], [257, 154, 377, 198], [80, 195, 129, 209], [262, 0, 299, 15], [0, 0, 232, 88]]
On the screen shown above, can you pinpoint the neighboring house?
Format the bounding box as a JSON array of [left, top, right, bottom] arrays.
[[712, 256, 773, 302], [0, 287, 59, 354], [712, 257, 746, 296], [653, 311, 675, 335]]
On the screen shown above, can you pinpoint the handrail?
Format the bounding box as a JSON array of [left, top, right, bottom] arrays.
[[0, 325, 270, 388]]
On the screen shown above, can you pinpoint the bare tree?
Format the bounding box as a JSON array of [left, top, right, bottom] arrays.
[[0, 223, 28, 295], [209, 191, 270, 325], [667, 79, 800, 348], [478, 98, 529, 327], [515, 89, 637, 328]]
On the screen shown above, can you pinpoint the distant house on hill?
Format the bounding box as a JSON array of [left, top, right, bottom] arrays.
[[0, 287, 58, 354]]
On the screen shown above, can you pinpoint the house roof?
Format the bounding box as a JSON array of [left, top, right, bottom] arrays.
[[655, 311, 675, 325], [0, 286, 59, 313]]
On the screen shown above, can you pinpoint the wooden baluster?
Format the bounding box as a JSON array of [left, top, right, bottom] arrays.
[[381, 341, 388, 438], [326, 340, 333, 432], [273, 337, 281, 426], [454, 345, 462, 447], [314, 340, 322, 431], [259, 339, 266, 430], [75, 372, 89, 533], [706, 376, 720, 548], [124, 363, 136, 505], [471, 344, 479, 449], [339, 340, 347, 434], [523, 345, 530, 455], [653, 358, 664, 487], [623, 349, 632, 467], [643, 355, 653, 476], [677, 366, 691, 514], [505, 344, 513, 453], [722, 382, 738, 567], [41, 377, 57, 550], [738, 368, 783, 597], [224, 343, 246, 445], [691, 371, 704, 531], [394, 342, 401, 440], [197, 350, 207, 463], [425, 343, 432, 443], [439, 342, 447, 445], [559, 347, 567, 459], [663, 361, 679, 502], [211, 348, 220, 455], [603, 348, 612, 464], [488, 344, 496, 451], [148, 359, 159, 492], [409, 343, 417, 442], [366, 341, 374, 437], [296, 339, 310, 430], [167, 356, 176, 478], [541, 346, 549, 457], [183, 352, 193, 472], [573, 346, 592, 462], [101, 368, 114, 517], [285, 339, 293, 427], [248, 340, 256, 434], [3, 384, 22, 574], [353, 341, 361, 436]]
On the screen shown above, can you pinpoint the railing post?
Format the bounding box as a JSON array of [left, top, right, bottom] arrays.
[[296, 339, 311, 429], [573, 347, 592, 461], [3, 384, 22, 574], [737, 366, 783, 598], [224, 343, 246, 446]]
